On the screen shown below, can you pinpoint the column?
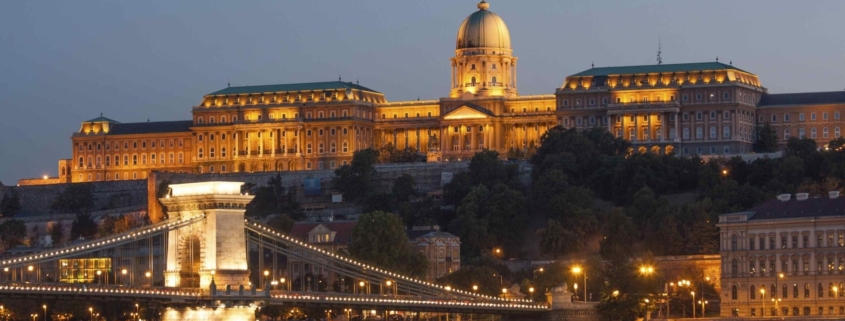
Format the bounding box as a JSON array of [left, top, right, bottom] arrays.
[[234, 131, 240, 159], [674, 112, 680, 142], [607, 115, 612, 134], [259, 130, 264, 157], [633, 113, 639, 143], [471, 125, 478, 151], [621, 114, 626, 141], [247, 131, 252, 158], [450, 63, 455, 89], [272, 129, 276, 157]]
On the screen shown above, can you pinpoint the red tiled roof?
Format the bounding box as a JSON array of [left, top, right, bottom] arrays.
[[289, 221, 357, 244]]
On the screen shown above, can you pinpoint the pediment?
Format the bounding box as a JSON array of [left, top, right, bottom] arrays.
[[309, 224, 331, 234], [443, 103, 493, 120]]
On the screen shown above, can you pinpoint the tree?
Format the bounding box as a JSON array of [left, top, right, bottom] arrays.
[[754, 122, 779, 152], [348, 211, 428, 277], [536, 219, 581, 258], [246, 173, 301, 219], [0, 190, 22, 217], [392, 174, 417, 202], [334, 148, 379, 202], [48, 221, 64, 244], [0, 219, 26, 250], [377, 143, 423, 163], [50, 183, 95, 215], [468, 150, 509, 187], [70, 213, 98, 240], [436, 266, 502, 295], [266, 214, 295, 234], [599, 208, 636, 265], [449, 183, 527, 258]]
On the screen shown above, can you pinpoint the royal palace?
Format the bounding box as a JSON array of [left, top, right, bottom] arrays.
[[50, 1, 845, 184]]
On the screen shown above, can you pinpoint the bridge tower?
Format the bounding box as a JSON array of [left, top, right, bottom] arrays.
[[159, 181, 254, 290]]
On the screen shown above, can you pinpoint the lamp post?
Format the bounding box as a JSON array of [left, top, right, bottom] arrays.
[[89, 308, 93, 321], [42, 305, 46, 321], [533, 267, 544, 278], [31, 314, 36, 321], [121, 268, 128, 286], [280, 277, 287, 291], [775, 272, 784, 315], [135, 303, 139, 321], [572, 266, 586, 302], [760, 288, 765, 317], [264, 270, 270, 288], [690, 291, 695, 319]]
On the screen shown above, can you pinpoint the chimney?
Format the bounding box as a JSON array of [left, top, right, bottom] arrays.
[[777, 194, 791, 202], [830, 191, 841, 199], [796, 193, 809, 201]]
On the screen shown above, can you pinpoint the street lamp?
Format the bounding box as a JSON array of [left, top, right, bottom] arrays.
[[472, 285, 478, 292], [263, 270, 269, 287], [121, 268, 128, 286], [533, 267, 544, 278], [280, 277, 287, 291], [690, 291, 695, 319], [31, 314, 36, 321], [571, 266, 586, 302], [42, 305, 46, 321], [760, 288, 765, 317], [96, 270, 102, 284], [89, 308, 93, 321], [135, 303, 139, 321]]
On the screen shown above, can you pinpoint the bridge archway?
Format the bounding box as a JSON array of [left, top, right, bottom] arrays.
[[180, 234, 202, 287]]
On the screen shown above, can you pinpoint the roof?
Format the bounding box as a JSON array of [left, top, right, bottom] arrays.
[[85, 116, 120, 123], [289, 221, 357, 244], [406, 229, 458, 240], [569, 62, 747, 77], [106, 120, 193, 135], [746, 196, 845, 221], [456, 2, 511, 50], [208, 81, 380, 96], [758, 91, 845, 107]]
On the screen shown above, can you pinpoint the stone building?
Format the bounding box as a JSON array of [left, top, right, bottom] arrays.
[[28, 1, 845, 185], [407, 227, 461, 282], [717, 191, 845, 318]]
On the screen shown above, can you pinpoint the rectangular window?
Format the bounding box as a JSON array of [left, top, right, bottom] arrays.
[[750, 238, 755, 250]]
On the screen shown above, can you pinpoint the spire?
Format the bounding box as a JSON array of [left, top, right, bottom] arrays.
[[656, 34, 663, 65], [227, 81, 230, 87], [338, 75, 342, 82], [478, 0, 489, 10], [716, 56, 719, 62], [730, 60, 733, 65], [591, 62, 594, 68], [100, 112, 103, 117]]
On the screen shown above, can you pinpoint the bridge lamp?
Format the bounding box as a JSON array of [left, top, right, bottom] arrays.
[[121, 269, 128, 275], [42, 305, 46, 321], [27, 265, 34, 272], [502, 288, 507, 294], [89, 308, 93, 321], [472, 285, 478, 292], [445, 286, 452, 291]]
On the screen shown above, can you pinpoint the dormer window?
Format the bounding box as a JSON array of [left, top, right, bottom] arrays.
[[471, 64, 476, 70]]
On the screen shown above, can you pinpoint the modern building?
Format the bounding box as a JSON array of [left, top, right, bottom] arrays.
[[37, 0, 845, 185], [717, 191, 845, 318]]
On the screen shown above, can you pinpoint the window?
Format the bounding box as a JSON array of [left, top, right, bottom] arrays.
[[710, 111, 716, 120], [731, 285, 738, 300], [837, 127, 841, 138], [772, 114, 777, 122], [683, 128, 690, 139], [210, 148, 215, 158], [750, 285, 756, 299], [198, 135, 203, 142], [799, 128, 805, 138], [696, 112, 703, 120], [198, 148, 203, 158], [124, 155, 129, 166], [799, 113, 805, 121], [812, 113, 817, 121], [132, 155, 138, 165], [723, 126, 731, 138], [785, 114, 790, 122], [682, 94, 689, 101], [784, 129, 791, 140], [683, 113, 689, 121], [723, 92, 729, 99], [696, 93, 702, 101], [696, 127, 703, 139], [824, 127, 829, 138], [709, 126, 716, 139], [178, 152, 183, 163], [307, 144, 312, 154], [811, 127, 817, 139]]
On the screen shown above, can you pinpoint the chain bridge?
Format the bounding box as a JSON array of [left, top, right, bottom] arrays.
[[0, 182, 548, 321]]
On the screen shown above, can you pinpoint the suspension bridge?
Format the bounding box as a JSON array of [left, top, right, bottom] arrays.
[[0, 182, 549, 321]]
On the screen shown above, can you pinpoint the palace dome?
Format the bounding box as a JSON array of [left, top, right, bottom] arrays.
[[455, 1, 512, 51]]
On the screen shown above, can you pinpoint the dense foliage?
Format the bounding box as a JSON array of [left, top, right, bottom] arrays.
[[348, 211, 428, 277]]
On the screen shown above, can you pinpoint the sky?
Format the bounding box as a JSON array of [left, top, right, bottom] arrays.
[[1, 1, 844, 184]]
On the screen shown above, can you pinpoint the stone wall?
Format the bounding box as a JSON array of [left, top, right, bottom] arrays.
[[2, 180, 147, 217], [17, 177, 62, 186]]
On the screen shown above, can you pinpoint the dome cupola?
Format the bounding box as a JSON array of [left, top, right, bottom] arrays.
[[455, 1, 511, 51]]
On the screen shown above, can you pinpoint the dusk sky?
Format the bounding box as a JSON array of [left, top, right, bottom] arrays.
[[1, 1, 844, 184]]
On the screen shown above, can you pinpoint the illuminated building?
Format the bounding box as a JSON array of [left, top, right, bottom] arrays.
[[35, 1, 845, 184], [718, 192, 845, 317]]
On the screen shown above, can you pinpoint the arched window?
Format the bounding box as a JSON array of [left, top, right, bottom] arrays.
[[78, 157, 83, 167], [709, 126, 717, 139], [811, 127, 817, 138], [491, 76, 497, 84], [731, 234, 738, 250], [731, 285, 738, 300], [831, 282, 836, 297], [804, 283, 810, 298], [750, 285, 756, 299], [471, 77, 476, 86], [799, 113, 805, 121], [783, 284, 788, 298], [731, 258, 739, 276], [696, 127, 703, 139], [836, 127, 841, 138], [683, 128, 690, 139], [819, 283, 825, 298], [799, 128, 806, 138], [784, 129, 791, 140], [723, 126, 731, 138], [824, 127, 829, 138]]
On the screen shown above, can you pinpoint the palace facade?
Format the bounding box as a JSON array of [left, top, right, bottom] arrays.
[[718, 192, 845, 318], [48, 1, 845, 184]]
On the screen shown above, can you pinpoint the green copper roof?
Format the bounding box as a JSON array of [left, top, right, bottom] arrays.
[[569, 62, 749, 77], [208, 81, 380, 96], [85, 116, 120, 123]]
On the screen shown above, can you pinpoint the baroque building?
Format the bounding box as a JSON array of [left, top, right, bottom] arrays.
[[718, 192, 845, 318], [47, 1, 845, 184]]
